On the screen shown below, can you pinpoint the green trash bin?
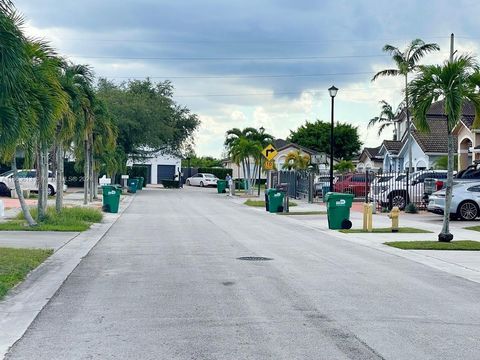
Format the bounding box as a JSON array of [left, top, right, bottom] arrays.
[[265, 188, 276, 211], [137, 177, 144, 190], [127, 178, 139, 193], [324, 192, 354, 230], [217, 180, 227, 193], [102, 185, 121, 213], [268, 190, 285, 213]]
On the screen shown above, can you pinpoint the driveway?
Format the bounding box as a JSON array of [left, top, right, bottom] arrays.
[[6, 187, 480, 359]]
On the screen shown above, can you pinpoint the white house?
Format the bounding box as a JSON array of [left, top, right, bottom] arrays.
[[377, 101, 459, 172], [128, 152, 181, 184], [356, 146, 382, 172]]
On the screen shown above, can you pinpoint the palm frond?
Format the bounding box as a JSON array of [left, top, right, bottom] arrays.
[[371, 69, 400, 81]]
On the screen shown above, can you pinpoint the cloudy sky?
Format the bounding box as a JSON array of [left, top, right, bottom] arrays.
[[16, 0, 480, 157]]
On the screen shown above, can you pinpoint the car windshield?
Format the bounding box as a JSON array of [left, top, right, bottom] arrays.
[[377, 176, 394, 183], [395, 174, 406, 181], [0, 170, 14, 177]]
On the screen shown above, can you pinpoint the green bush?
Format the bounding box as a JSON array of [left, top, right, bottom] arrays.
[[128, 166, 148, 186], [404, 203, 418, 214], [162, 180, 180, 188], [64, 161, 84, 187]]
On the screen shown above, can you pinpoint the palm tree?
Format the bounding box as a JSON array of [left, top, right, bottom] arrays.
[[372, 39, 440, 172], [282, 150, 310, 170], [408, 55, 480, 242], [368, 100, 402, 139], [0, 2, 37, 226], [56, 62, 93, 212]]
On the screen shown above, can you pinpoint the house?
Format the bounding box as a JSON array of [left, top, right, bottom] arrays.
[[377, 100, 461, 172], [356, 146, 382, 172], [451, 101, 478, 171], [127, 152, 181, 184]]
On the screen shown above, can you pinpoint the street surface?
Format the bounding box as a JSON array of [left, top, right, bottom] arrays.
[[6, 187, 480, 359]]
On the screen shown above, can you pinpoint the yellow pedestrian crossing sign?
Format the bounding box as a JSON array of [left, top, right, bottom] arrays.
[[262, 144, 278, 161]]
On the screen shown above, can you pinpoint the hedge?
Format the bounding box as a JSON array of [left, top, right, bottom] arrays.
[[64, 161, 84, 187], [198, 167, 232, 180]]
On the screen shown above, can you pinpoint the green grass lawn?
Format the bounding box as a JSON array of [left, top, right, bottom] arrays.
[[0, 247, 53, 299], [0, 206, 103, 232], [277, 211, 326, 215], [384, 240, 480, 250], [340, 227, 432, 234], [244, 199, 298, 207], [464, 226, 480, 232]]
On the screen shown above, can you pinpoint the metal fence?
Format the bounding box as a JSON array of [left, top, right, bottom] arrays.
[[270, 170, 448, 211]]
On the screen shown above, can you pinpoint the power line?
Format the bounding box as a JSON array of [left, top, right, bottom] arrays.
[[98, 71, 376, 79], [173, 87, 402, 98]]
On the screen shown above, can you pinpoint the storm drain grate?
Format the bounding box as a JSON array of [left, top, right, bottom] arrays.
[[237, 256, 273, 261]]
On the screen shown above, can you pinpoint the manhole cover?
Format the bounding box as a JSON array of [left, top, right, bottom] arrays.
[[237, 256, 273, 261]]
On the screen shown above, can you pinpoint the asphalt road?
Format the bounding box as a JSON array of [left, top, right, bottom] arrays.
[[6, 187, 480, 359]]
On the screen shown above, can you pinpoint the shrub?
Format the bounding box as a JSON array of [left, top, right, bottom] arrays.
[[404, 203, 418, 214]]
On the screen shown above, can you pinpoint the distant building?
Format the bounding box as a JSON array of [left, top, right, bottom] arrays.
[[128, 152, 181, 185]]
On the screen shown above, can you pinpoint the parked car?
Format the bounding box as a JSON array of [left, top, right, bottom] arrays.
[[185, 173, 219, 187], [313, 175, 332, 197], [333, 173, 372, 198], [455, 163, 480, 181], [372, 170, 448, 210], [368, 173, 406, 201], [428, 181, 480, 220], [0, 169, 65, 196]]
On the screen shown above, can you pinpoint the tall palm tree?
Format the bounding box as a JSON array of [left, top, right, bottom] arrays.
[[56, 62, 93, 212], [368, 100, 403, 139], [25, 41, 68, 220], [408, 55, 480, 242], [0, 2, 37, 226], [372, 39, 440, 172]]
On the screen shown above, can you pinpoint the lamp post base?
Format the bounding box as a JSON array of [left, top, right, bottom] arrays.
[[438, 233, 454, 242]]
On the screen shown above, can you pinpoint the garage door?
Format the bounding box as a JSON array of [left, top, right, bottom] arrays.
[[157, 165, 176, 183]]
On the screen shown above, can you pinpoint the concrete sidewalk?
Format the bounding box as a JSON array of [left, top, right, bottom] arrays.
[[227, 192, 480, 284]]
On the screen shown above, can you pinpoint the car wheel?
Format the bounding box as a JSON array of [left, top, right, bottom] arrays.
[[200, 181, 204, 187], [458, 201, 479, 221], [0, 183, 9, 196], [389, 192, 407, 210], [186, 180, 191, 186], [47, 185, 55, 196]]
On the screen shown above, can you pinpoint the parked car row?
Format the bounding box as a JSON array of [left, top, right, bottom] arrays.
[[0, 169, 66, 197]]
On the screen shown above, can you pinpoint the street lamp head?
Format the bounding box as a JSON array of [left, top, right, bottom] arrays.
[[259, 126, 265, 133], [328, 85, 338, 98]]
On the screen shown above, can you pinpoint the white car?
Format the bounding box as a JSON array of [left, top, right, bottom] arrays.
[[0, 169, 66, 196], [185, 173, 218, 187], [371, 170, 448, 209], [428, 181, 480, 220], [368, 173, 406, 201]]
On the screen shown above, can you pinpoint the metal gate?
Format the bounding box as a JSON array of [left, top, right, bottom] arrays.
[[295, 170, 310, 200]]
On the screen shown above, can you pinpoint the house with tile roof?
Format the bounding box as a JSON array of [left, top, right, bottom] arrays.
[[356, 146, 383, 172], [451, 101, 478, 171], [376, 100, 466, 172]]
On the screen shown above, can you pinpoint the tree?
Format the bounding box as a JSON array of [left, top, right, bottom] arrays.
[[224, 127, 273, 194], [434, 155, 458, 170], [408, 54, 480, 242], [181, 155, 223, 168], [368, 100, 402, 139], [96, 78, 200, 163], [0, 2, 37, 226], [334, 160, 355, 174], [287, 120, 361, 160], [372, 39, 440, 172], [282, 150, 310, 170]]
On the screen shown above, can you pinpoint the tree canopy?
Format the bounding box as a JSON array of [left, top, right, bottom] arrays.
[[96, 78, 200, 160], [287, 120, 362, 160]]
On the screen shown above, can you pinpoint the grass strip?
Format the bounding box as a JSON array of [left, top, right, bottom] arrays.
[[464, 226, 480, 232], [384, 240, 480, 250], [244, 199, 297, 207], [0, 206, 103, 232], [0, 247, 53, 299], [340, 227, 432, 234], [277, 211, 326, 215]]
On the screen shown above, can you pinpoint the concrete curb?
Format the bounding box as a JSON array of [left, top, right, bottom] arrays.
[[0, 194, 135, 359]]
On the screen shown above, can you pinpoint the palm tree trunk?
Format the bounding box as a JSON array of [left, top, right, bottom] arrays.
[[83, 138, 89, 205], [439, 129, 454, 242], [42, 145, 49, 217], [12, 156, 37, 227], [37, 145, 48, 221], [405, 75, 413, 174], [56, 145, 64, 213]]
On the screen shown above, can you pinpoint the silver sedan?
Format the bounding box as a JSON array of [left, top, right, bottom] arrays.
[[428, 181, 480, 220]]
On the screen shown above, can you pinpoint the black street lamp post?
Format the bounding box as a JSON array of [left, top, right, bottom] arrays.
[[258, 126, 265, 196], [328, 86, 338, 192]]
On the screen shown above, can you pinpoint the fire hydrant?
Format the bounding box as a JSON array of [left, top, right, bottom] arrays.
[[389, 206, 400, 232]]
